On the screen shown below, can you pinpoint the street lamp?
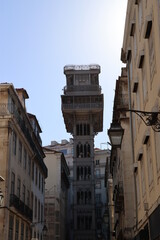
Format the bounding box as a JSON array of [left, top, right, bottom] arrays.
[[108, 122, 124, 148], [118, 109, 160, 132], [108, 109, 160, 148]]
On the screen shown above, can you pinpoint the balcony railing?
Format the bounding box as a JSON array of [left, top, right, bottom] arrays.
[[10, 194, 33, 221], [62, 102, 103, 111], [64, 85, 101, 94]]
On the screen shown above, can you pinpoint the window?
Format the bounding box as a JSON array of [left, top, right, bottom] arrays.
[[39, 172, 41, 190], [55, 211, 60, 222], [13, 131, 17, 155], [76, 123, 90, 136], [15, 219, 19, 240], [23, 148, 27, 170], [8, 214, 14, 240], [11, 172, 15, 195], [18, 140, 22, 163], [31, 192, 33, 210], [136, 173, 140, 205], [55, 224, 60, 235], [26, 226, 29, 240], [146, 138, 153, 186], [22, 184, 25, 203], [76, 142, 90, 158], [67, 74, 73, 86], [91, 74, 98, 85], [95, 194, 101, 203], [77, 166, 91, 180], [41, 176, 44, 193], [95, 169, 100, 177], [28, 157, 31, 176], [77, 215, 92, 230], [95, 160, 100, 165], [97, 221, 101, 230], [27, 190, 30, 207], [21, 222, 24, 240], [60, 149, 67, 155], [41, 204, 43, 222], [77, 190, 91, 205], [140, 157, 146, 197], [95, 181, 101, 189], [38, 201, 40, 221], [75, 74, 89, 85], [35, 197, 37, 219], [32, 162, 34, 181], [96, 208, 101, 218], [35, 166, 38, 185], [17, 178, 21, 198]]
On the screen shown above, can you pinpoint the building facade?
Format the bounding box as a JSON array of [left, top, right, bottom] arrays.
[[61, 64, 104, 240], [43, 147, 70, 240], [94, 148, 111, 240], [45, 139, 74, 240], [108, 68, 136, 240], [0, 83, 47, 240], [109, 1, 160, 239], [46, 140, 110, 240]]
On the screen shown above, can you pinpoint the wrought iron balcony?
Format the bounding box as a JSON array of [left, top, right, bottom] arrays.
[[10, 194, 33, 221]]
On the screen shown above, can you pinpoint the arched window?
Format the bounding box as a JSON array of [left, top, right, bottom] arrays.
[[76, 124, 80, 135], [84, 144, 87, 158], [87, 143, 90, 157], [77, 143, 83, 157], [76, 123, 90, 136], [77, 167, 80, 180], [87, 124, 90, 135], [76, 144, 80, 158], [80, 144, 83, 157], [77, 192, 80, 204], [81, 167, 84, 179]]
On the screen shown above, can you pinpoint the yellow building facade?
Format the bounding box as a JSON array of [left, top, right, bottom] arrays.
[[0, 83, 47, 240], [120, 0, 160, 239]]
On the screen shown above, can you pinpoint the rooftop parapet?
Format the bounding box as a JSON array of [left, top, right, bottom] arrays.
[[64, 64, 100, 73]]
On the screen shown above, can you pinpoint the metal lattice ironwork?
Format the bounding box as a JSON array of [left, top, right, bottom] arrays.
[[120, 109, 160, 132]]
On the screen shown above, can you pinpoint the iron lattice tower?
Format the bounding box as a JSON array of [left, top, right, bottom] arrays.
[[61, 64, 103, 240]]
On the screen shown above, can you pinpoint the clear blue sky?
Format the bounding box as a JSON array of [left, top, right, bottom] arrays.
[[0, 0, 127, 149]]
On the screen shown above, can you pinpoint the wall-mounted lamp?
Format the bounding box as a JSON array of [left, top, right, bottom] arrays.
[[108, 122, 124, 148], [108, 109, 160, 148], [119, 109, 160, 132]]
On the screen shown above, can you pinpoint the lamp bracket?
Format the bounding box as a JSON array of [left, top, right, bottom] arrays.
[[119, 109, 160, 132]]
